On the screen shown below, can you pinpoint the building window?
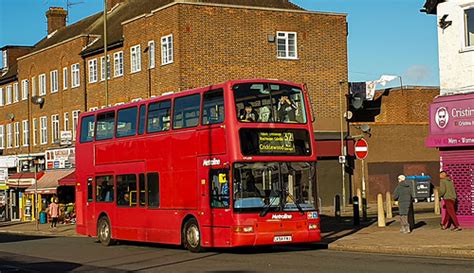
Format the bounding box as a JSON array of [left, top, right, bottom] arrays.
[[22, 120, 29, 146], [2, 50, 7, 69], [51, 70, 58, 93], [32, 76, 36, 97], [88, 59, 98, 83], [0, 125, 4, 149], [64, 112, 70, 131], [21, 80, 29, 100], [148, 40, 155, 69], [14, 122, 20, 148], [276, 31, 297, 59], [0, 87, 4, 106], [114, 51, 123, 77], [161, 35, 173, 65], [40, 116, 48, 144], [13, 83, 19, 103], [33, 118, 38, 146], [130, 45, 141, 73], [72, 110, 80, 139], [465, 8, 474, 48], [52, 114, 60, 144], [101, 55, 111, 81], [6, 124, 12, 148], [6, 85, 12, 104], [71, 63, 80, 88], [39, 74, 46, 96], [63, 67, 68, 90]]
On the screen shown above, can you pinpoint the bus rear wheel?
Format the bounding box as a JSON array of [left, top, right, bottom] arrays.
[[183, 218, 203, 253], [98, 217, 115, 246]]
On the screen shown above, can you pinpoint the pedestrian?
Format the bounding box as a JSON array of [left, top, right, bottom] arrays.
[[439, 171, 462, 231], [393, 175, 413, 234], [49, 198, 60, 229]]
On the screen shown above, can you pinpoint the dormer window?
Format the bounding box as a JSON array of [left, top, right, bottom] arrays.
[[1, 50, 7, 69]]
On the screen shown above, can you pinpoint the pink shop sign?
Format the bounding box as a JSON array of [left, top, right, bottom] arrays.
[[426, 94, 474, 147]]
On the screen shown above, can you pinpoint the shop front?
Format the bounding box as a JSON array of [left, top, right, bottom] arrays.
[[426, 93, 474, 228], [24, 169, 75, 222]]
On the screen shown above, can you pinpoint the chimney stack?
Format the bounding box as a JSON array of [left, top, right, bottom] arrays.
[[46, 7, 67, 34], [107, 0, 126, 11]]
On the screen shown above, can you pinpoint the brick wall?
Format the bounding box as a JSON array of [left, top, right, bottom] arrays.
[[0, 2, 348, 156]]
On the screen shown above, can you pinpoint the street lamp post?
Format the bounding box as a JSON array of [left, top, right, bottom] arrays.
[[339, 81, 346, 211], [34, 160, 38, 231]]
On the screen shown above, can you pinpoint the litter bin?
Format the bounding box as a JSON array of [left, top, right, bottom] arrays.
[[39, 211, 47, 224], [405, 175, 433, 202]]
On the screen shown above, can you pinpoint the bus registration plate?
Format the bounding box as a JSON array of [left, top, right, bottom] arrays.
[[273, 235, 292, 243]]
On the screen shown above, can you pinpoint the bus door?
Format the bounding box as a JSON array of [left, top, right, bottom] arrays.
[[85, 176, 96, 235], [208, 168, 233, 246]]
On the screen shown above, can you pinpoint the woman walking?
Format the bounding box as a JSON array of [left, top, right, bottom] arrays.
[[393, 175, 413, 234]]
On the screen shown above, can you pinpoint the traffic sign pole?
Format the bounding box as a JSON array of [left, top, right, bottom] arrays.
[[354, 138, 369, 220], [361, 159, 367, 221]]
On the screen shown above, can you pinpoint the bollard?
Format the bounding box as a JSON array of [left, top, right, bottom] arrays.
[[386, 191, 393, 219], [353, 196, 360, 226], [434, 188, 440, 215], [334, 195, 341, 219], [356, 188, 362, 213], [377, 193, 386, 227]]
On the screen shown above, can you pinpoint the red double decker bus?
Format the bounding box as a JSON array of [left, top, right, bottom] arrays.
[[75, 79, 320, 252]]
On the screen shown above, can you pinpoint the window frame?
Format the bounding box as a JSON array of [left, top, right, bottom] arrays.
[[14, 122, 20, 148], [0, 87, 4, 106], [130, 45, 142, 73], [172, 94, 201, 130], [51, 114, 60, 144], [79, 114, 95, 143], [114, 51, 124, 77], [72, 110, 80, 140], [40, 116, 48, 145], [64, 112, 70, 131], [88, 59, 98, 83], [22, 120, 29, 147], [0, 125, 4, 149], [63, 67, 68, 90], [13, 83, 19, 103], [39, 74, 47, 96], [202, 88, 225, 125], [161, 34, 173, 65], [51, 70, 59, 93], [6, 124, 12, 148], [463, 6, 474, 50], [6, 85, 12, 104], [21, 79, 29, 100], [100, 55, 111, 81], [32, 118, 38, 146], [276, 31, 298, 60], [116, 106, 138, 138], [148, 40, 155, 69], [71, 63, 80, 88]]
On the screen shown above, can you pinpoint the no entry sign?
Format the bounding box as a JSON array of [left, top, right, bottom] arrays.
[[355, 138, 368, 160]]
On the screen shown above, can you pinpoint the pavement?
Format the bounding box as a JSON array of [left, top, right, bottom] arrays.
[[0, 203, 473, 259]]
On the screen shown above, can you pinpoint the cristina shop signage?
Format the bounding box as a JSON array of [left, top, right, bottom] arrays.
[[427, 93, 474, 147]]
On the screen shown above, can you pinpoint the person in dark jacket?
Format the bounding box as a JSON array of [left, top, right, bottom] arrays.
[[393, 175, 413, 233]]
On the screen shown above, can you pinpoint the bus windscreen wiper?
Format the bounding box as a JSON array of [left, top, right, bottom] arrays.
[[259, 191, 280, 217], [286, 192, 305, 215]]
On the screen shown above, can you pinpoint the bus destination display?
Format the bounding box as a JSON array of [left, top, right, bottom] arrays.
[[258, 132, 295, 153]]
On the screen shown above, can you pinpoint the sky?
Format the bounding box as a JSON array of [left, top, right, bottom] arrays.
[[0, 0, 439, 86]]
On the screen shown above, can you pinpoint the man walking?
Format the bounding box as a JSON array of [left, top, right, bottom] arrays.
[[439, 171, 462, 231], [393, 175, 413, 234]]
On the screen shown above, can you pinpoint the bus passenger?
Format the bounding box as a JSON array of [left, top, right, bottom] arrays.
[[118, 193, 130, 206], [277, 94, 297, 122], [239, 104, 258, 122]]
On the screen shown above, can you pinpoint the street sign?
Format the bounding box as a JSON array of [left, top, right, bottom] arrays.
[[355, 138, 368, 160]]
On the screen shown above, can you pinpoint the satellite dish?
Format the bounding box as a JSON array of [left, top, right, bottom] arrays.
[[360, 124, 371, 133], [31, 96, 45, 105]]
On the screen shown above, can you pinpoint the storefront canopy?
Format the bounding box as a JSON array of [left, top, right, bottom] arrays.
[[25, 169, 75, 194], [58, 170, 76, 186], [6, 172, 44, 188]]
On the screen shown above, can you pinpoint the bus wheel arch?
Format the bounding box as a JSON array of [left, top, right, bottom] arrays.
[[181, 215, 204, 253], [97, 213, 116, 246]]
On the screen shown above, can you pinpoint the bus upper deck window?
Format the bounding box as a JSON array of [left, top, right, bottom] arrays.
[[202, 89, 224, 125], [80, 115, 95, 143], [116, 107, 137, 138], [96, 111, 115, 140]]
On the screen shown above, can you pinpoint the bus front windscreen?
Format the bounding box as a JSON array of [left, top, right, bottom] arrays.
[[233, 162, 316, 214], [233, 83, 307, 124]]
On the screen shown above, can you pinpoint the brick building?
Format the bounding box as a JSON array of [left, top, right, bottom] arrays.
[[350, 86, 440, 202], [0, 0, 348, 220]]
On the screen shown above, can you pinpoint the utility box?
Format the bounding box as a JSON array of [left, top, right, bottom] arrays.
[[405, 175, 433, 202]]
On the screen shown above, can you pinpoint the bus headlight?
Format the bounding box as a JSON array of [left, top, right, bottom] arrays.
[[233, 226, 254, 233], [308, 223, 318, 230]]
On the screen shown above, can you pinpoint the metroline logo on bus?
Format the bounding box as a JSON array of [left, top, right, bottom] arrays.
[[354, 138, 368, 160]]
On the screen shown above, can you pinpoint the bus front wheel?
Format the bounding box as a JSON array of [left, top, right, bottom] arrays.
[[98, 217, 115, 246], [183, 218, 203, 253]]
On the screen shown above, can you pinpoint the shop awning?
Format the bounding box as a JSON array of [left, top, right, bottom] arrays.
[[6, 172, 44, 188], [25, 169, 75, 194], [58, 170, 76, 186]]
